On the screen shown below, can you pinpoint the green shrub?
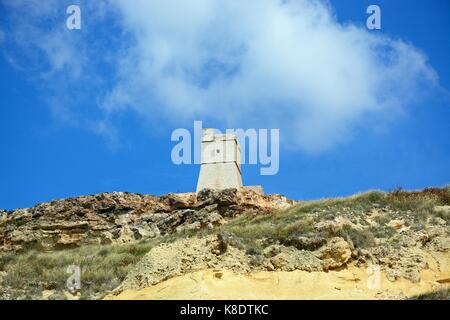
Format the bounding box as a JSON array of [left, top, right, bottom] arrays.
[[336, 225, 375, 249], [369, 226, 396, 239]]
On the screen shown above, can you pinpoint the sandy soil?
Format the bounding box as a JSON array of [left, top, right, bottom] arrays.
[[108, 255, 450, 300]]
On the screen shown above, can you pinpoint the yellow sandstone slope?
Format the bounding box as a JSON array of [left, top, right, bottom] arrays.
[[108, 245, 449, 300], [109, 265, 449, 300]]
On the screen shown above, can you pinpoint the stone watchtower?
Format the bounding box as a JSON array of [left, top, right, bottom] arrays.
[[196, 128, 243, 192]]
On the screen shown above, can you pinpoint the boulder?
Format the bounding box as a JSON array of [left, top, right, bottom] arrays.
[[161, 193, 197, 209], [314, 237, 352, 270], [263, 245, 322, 272], [196, 188, 240, 207], [132, 224, 160, 240]]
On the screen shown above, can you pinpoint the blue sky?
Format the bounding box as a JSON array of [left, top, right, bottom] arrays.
[[0, 0, 449, 210]]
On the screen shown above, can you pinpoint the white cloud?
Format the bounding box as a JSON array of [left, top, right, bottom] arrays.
[[2, 0, 438, 153], [2, 0, 89, 79], [98, 0, 438, 152]]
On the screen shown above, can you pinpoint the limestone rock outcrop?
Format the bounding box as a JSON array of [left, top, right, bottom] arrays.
[[116, 235, 252, 292], [317, 237, 352, 270], [0, 188, 293, 252]]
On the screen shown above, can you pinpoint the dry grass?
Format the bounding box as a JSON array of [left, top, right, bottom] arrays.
[[0, 238, 169, 299], [1, 186, 448, 299], [220, 187, 450, 252]]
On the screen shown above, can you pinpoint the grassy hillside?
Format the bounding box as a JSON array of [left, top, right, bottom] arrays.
[[0, 187, 448, 300]]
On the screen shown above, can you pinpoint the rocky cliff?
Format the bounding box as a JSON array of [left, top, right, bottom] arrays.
[[0, 188, 293, 252]]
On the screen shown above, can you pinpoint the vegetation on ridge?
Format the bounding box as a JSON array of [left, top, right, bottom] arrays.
[[0, 187, 448, 300]]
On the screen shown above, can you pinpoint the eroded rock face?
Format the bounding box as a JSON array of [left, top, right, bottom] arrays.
[[261, 237, 352, 272], [425, 226, 450, 252], [116, 235, 253, 292], [373, 246, 428, 283], [263, 245, 322, 272], [0, 189, 293, 252], [116, 233, 353, 294], [314, 237, 352, 271]]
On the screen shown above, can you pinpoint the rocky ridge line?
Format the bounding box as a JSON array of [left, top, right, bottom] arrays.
[[0, 188, 293, 252]]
